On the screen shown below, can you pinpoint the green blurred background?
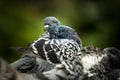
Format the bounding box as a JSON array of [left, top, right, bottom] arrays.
[[0, 0, 120, 63]]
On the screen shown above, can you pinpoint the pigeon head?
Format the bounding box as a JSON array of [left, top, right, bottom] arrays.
[[44, 17, 61, 30]]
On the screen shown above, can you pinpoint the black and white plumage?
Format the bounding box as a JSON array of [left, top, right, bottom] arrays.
[[34, 46, 120, 80], [43, 39, 80, 64], [77, 46, 120, 80], [43, 39, 82, 79], [30, 32, 50, 59], [29, 17, 82, 79]]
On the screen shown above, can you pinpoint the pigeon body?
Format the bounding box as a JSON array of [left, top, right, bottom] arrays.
[[30, 16, 82, 62], [43, 39, 82, 79], [77, 46, 120, 80], [10, 47, 54, 73], [28, 17, 82, 79], [30, 38, 82, 79]]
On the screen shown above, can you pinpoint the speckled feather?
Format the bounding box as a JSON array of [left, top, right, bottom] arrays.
[[29, 17, 82, 79]]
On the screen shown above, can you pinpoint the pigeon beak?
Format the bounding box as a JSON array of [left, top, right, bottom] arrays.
[[44, 25, 49, 31]]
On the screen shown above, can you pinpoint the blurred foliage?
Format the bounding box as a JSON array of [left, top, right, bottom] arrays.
[[0, 0, 120, 62]]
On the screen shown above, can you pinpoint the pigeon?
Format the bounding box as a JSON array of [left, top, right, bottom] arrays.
[[10, 47, 54, 73], [30, 16, 82, 59], [28, 17, 82, 79], [77, 46, 120, 80]]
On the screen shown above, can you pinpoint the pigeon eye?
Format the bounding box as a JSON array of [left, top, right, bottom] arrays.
[[51, 20, 56, 24]]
